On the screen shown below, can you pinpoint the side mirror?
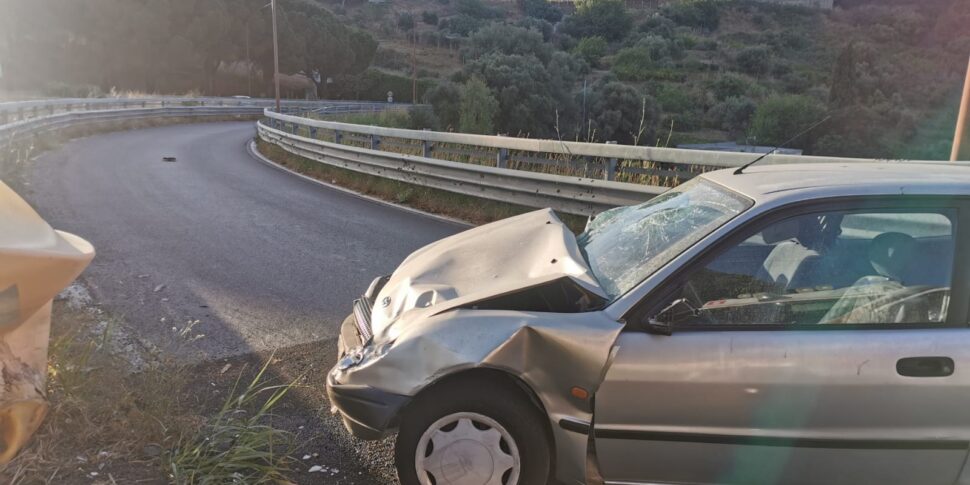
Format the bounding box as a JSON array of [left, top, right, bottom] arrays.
[[646, 298, 698, 335]]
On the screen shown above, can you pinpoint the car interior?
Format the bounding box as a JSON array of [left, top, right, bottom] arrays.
[[672, 211, 955, 326]]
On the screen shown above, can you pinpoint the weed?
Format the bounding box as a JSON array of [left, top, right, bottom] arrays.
[[166, 356, 299, 485]]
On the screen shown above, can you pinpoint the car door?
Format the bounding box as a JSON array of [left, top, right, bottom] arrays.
[[592, 197, 970, 485]]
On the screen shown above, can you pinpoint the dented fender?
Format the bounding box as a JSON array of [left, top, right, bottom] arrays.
[[331, 309, 624, 483]]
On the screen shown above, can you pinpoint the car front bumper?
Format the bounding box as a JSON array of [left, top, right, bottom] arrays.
[[327, 372, 410, 440]]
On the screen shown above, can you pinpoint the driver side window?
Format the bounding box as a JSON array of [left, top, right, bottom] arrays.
[[661, 208, 955, 327]]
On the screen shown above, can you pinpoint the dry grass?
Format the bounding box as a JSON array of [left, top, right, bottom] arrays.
[[0, 301, 301, 485], [257, 140, 589, 232]]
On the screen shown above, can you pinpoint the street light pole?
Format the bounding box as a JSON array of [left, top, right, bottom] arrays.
[[951, 55, 970, 161], [271, 0, 281, 113]]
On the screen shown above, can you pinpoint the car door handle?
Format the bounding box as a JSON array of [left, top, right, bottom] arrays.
[[896, 357, 954, 377]]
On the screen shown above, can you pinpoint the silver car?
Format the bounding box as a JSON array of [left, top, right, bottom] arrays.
[[327, 162, 970, 485]]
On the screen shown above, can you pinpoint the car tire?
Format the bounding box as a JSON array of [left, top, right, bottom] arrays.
[[395, 375, 551, 485]]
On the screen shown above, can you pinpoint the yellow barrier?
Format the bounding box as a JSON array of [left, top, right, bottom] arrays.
[[0, 181, 94, 464]]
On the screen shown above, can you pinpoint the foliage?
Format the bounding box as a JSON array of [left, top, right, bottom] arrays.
[[459, 78, 499, 134], [398, 12, 416, 31], [438, 14, 485, 36], [610, 33, 687, 82], [706, 96, 756, 133], [463, 24, 551, 64], [749, 94, 826, 150], [0, 0, 377, 96], [517, 17, 554, 42], [573, 36, 608, 66], [421, 11, 439, 25], [423, 81, 462, 129], [584, 78, 658, 144], [735, 45, 772, 76], [561, 0, 633, 42], [455, 0, 505, 19], [462, 50, 585, 137], [708, 73, 754, 101], [167, 359, 298, 485], [517, 0, 563, 23], [660, 0, 722, 31], [408, 106, 441, 130], [331, 69, 435, 103]]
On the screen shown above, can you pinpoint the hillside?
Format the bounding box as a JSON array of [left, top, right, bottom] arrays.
[[320, 0, 970, 159]]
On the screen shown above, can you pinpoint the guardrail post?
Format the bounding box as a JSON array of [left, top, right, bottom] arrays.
[[605, 158, 618, 181], [422, 140, 433, 157], [604, 141, 618, 181], [370, 134, 381, 150], [310, 127, 318, 139], [334, 130, 343, 144], [497, 148, 509, 169]]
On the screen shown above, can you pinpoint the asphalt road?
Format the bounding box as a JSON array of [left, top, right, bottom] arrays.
[[24, 121, 462, 359]]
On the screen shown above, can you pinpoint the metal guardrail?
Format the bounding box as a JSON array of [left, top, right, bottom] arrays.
[[258, 115, 664, 216], [0, 97, 394, 125], [259, 109, 960, 216], [0, 99, 407, 150]]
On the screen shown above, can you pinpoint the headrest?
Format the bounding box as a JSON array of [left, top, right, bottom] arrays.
[[869, 232, 917, 282], [762, 218, 801, 244]]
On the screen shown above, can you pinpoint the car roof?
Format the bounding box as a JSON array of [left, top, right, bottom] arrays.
[[701, 162, 970, 201]]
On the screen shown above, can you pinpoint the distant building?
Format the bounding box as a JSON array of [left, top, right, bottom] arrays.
[[678, 141, 803, 156]]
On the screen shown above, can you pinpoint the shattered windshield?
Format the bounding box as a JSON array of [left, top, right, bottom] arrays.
[[577, 178, 751, 300]]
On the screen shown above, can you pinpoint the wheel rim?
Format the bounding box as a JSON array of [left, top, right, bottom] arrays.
[[415, 412, 521, 485]]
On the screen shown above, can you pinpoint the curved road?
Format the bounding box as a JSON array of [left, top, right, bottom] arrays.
[[25, 121, 462, 358]]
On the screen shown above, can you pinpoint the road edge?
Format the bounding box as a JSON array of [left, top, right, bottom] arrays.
[[246, 139, 472, 228]]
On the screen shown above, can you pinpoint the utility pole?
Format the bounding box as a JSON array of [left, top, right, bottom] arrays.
[[952, 55, 970, 161], [271, 0, 281, 113]]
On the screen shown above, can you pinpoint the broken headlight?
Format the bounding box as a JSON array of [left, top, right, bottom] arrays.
[[336, 341, 394, 371]]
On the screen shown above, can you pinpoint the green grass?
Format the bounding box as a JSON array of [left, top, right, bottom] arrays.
[[166, 356, 299, 485]]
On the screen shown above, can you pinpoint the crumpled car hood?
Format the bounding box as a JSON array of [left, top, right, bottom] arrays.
[[371, 209, 606, 338]]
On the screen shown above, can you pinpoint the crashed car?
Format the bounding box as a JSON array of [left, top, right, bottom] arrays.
[[328, 162, 970, 485]]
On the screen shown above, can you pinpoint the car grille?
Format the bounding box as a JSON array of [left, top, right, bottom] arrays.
[[352, 297, 373, 343]]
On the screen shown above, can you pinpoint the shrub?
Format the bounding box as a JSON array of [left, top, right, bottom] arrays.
[[707, 95, 756, 132], [438, 14, 485, 36], [397, 12, 415, 31], [573, 36, 608, 65], [561, 0, 633, 42], [455, 0, 504, 19], [709, 73, 752, 100], [661, 0, 722, 31], [749, 94, 827, 149], [459, 77, 499, 134], [611, 45, 654, 81], [423, 81, 462, 128], [421, 11, 439, 25], [518, 0, 563, 23], [518, 17, 554, 41], [735, 45, 772, 76]]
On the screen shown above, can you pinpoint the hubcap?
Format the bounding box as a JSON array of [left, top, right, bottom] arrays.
[[415, 412, 520, 485]]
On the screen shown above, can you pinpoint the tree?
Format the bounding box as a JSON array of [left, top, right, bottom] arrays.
[[660, 0, 722, 31], [561, 0, 633, 42], [749, 95, 826, 150], [398, 12, 416, 32], [573, 36, 607, 65], [585, 78, 658, 144], [735, 45, 772, 77], [706, 96, 756, 133], [517, 0, 563, 23], [459, 77, 498, 134], [424, 81, 462, 129], [421, 11, 439, 25], [463, 24, 551, 64]]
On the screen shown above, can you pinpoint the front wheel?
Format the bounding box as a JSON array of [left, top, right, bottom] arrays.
[[394, 377, 551, 485]]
